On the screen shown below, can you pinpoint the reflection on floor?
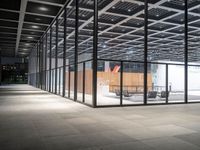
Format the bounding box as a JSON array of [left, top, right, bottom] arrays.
[[1, 84, 200, 150]]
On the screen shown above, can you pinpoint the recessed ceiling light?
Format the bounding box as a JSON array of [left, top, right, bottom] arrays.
[[156, 14, 159, 17], [39, 7, 48, 11], [128, 9, 131, 12], [112, 6, 115, 9], [27, 36, 33, 39], [25, 43, 30, 46], [32, 25, 39, 29], [35, 18, 41, 21], [111, 19, 114, 21], [23, 49, 29, 51]]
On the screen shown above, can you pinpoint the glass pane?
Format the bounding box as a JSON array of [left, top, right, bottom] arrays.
[[77, 63, 83, 102], [65, 66, 69, 97], [60, 67, 63, 96], [123, 62, 144, 105], [168, 65, 184, 103], [85, 61, 93, 105], [147, 63, 166, 104], [97, 60, 121, 106], [148, 0, 185, 64], [188, 66, 200, 102], [69, 65, 75, 99]]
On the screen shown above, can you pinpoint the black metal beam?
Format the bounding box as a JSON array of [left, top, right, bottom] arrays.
[[92, 0, 98, 107], [83, 62, 85, 103], [55, 19, 58, 94], [184, 0, 188, 103], [120, 61, 123, 106], [74, 0, 79, 101], [166, 64, 168, 103], [68, 66, 70, 98], [45, 35, 47, 91], [144, 0, 148, 105], [49, 28, 52, 92], [62, 7, 67, 97]]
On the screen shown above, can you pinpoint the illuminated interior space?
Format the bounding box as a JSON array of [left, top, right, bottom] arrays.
[[25, 0, 200, 107]]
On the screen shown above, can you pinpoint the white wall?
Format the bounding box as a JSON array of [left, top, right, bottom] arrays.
[[153, 64, 200, 91], [188, 66, 200, 90]]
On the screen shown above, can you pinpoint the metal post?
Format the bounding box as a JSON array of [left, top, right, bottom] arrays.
[[92, 0, 98, 107], [59, 67, 61, 95], [49, 28, 52, 92], [74, 0, 79, 101], [144, 0, 148, 105], [55, 19, 58, 94], [120, 61, 123, 106], [68, 66, 70, 98], [45, 35, 47, 91], [166, 64, 168, 103], [62, 7, 67, 97], [36, 43, 39, 88], [83, 62, 85, 102], [184, 0, 188, 103], [0, 50, 1, 85]]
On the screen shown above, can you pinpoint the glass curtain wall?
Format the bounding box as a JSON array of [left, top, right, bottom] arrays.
[[58, 15, 64, 96], [65, 0, 76, 100], [47, 30, 51, 92], [77, 0, 94, 104], [147, 0, 185, 104], [188, 0, 200, 102], [51, 23, 56, 93], [96, 0, 145, 106], [28, 0, 200, 107]]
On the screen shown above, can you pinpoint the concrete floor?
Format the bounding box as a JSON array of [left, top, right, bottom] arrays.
[[1, 85, 200, 150]]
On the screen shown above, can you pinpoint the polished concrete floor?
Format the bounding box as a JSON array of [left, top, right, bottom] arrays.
[[1, 84, 200, 150]]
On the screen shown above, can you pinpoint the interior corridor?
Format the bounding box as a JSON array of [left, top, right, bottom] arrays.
[[1, 85, 200, 150]]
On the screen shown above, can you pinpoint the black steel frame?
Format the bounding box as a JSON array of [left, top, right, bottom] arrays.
[[29, 0, 200, 108]]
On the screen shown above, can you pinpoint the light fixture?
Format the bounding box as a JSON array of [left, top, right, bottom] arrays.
[[32, 25, 39, 29], [103, 44, 107, 48], [39, 7, 48, 11], [35, 18, 41, 21], [112, 6, 115, 9], [25, 43, 30, 46], [128, 9, 131, 12], [27, 36, 33, 39]]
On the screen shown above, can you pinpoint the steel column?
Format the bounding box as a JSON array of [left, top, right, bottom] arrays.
[[184, 0, 188, 103], [74, 0, 79, 101], [92, 0, 98, 107], [144, 0, 148, 104], [55, 19, 58, 94], [166, 64, 168, 103], [62, 8, 67, 97]]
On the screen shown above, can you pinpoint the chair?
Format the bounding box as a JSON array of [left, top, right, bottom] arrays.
[[158, 91, 170, 98], [147, 91, 157, 98], [115, 89, 120, 96], [123, 90, 132, 97]]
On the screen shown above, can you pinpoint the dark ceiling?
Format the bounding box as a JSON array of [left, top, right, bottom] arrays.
[[0, 0, 66, 57], [1, 0, 200, 63], [44, 0, 200, 63]]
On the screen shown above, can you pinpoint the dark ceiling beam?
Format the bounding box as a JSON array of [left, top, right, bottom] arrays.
[[29, 0, 63, 7], [15, 0, 28, 56]]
